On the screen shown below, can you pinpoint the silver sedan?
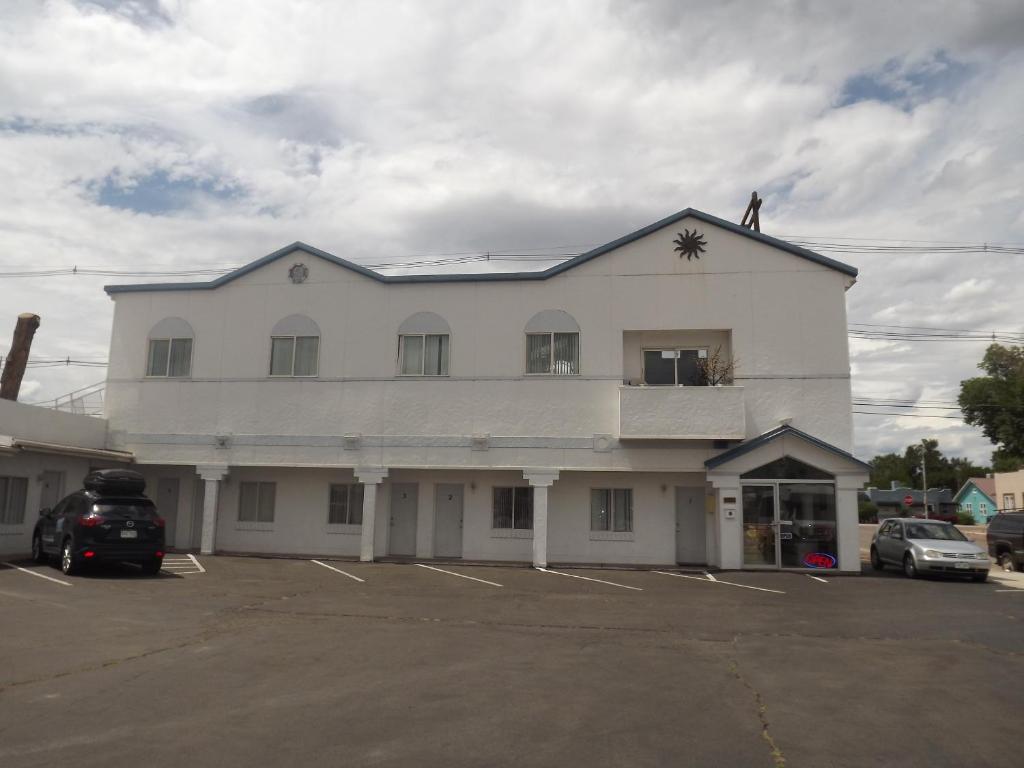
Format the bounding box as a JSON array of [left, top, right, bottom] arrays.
[[870, 518, 990, 582]]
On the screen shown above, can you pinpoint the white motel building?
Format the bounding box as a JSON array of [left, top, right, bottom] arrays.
[[88, 207, 869, 572]]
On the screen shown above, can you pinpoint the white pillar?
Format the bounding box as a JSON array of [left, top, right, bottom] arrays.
[[356, 468, 388, 562], [196, 465, 228, 556], [524, 469, 559, 569]]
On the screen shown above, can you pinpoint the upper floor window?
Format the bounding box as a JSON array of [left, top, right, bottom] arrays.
[[146, 317, 194, 378], [269, 315, 320, 377], [643, 348, 707, 386], [397, 312, 451, 376], [525, 310, 580, 375]]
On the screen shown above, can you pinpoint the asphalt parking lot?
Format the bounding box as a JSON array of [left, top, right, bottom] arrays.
[[1, 555, 1022, 768]]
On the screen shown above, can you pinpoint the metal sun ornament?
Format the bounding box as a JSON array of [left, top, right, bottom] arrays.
[[288, 263, 309, 284], [673, 229, 707, 261]]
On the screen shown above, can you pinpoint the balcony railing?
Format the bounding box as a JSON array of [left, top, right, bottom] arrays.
[[618, 385, 745, 440]]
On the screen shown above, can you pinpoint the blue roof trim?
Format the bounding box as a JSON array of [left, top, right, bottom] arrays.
[[103, 207, 858, 295], [705, 424, 871, 471], [953, 479, 997, 505]]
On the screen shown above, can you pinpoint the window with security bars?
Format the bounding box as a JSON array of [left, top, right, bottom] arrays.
[[399, 334, 450, 375], [147, 338, 193, 377], [526, 332, 579, 375], [328, 483, 364, 525], [0, 476, 28, 525], [238, 481, 276, 523], [492, 487, 534, 529], [590, 489, 633, 532]]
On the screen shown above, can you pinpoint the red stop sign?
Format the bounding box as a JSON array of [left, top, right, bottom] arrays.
[[903, 494, 914, 507]]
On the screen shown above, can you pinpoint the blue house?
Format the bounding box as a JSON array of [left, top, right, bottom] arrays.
[[954, 477, 998, 524]]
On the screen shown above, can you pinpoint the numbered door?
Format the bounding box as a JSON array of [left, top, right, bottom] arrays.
[[389, 483, 418, 556], [675, 487, 707, 564], [434, 484, 464, 558], [156, 478, 180, 548], [39, 471, 65, 511]]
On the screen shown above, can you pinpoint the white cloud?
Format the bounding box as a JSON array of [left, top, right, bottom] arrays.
[[1, 0, 1022, 463]]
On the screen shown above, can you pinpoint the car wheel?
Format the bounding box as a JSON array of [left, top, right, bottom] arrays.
[[60, 539, 80, 576], [903, 553, 919, 579], [31, 533, 48, 564], [141, 558, 162, 576], [998, 552, 1017, 573], [870, 547, 884, 571]]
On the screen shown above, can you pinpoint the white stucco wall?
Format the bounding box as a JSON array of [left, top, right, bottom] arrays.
[[0, 399, 109, 448], [104, 215, 855, 473]]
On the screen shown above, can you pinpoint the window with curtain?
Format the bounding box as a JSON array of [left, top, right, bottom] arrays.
[[526, 332, 579, 375], [270, 336, 319, 376], [0, 476, 28, 525], [328, 483, 364, 525], [238, 481, 276, 523], [399, 334, 449, 375], [147, 338, 193, 377], [590, 489, 633, 532], [492, 487, 533, 529]]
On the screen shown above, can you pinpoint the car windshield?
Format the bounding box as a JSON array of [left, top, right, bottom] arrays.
[[904, 522, 966, 541]]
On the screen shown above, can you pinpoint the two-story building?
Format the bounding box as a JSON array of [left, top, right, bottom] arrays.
[[102, 207, 869, 572]]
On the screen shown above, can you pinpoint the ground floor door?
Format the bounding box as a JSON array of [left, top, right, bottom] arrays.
[[434, 484, 464, 558], [742, 482, 838, 569], [389, 483, 418, 556], [190, 480, 205, 549], [156, 478, 180, 548], [39, 470, 65, 511], [675, 486, 706, 564]]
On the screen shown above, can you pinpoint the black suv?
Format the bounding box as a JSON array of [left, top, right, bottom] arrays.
[[31, 469, 165, 576], [987, 512, 1024, 572]]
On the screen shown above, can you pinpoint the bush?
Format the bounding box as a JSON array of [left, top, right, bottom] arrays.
[[956, 510, 977, 526], [858, 501, 879, 524]]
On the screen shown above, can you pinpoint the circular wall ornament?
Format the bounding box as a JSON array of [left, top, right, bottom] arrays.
[[288, 263, 309, 283], [673, 229, 707, 261]]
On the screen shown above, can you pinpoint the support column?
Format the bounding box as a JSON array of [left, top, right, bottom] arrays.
[[356, 468, 388, 562], [524, 469, 559, 569], [195, 465, 228, 556]]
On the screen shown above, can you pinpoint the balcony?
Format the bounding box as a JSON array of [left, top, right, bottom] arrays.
[[618, 385, 745, 440]]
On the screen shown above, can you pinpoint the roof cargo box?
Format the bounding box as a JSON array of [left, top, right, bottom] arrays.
[[83, 468, 146, 495]]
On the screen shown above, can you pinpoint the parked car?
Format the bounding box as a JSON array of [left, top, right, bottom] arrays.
[[987, 512, 1024, 572], [31, 469, 165, 576], [870, 518, 989, 582]]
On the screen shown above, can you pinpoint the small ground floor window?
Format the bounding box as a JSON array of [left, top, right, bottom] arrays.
[[493, 487, 533, 529], [0, 476, 28, 525], [239, 481, 276, 523], [590, 489, 633, 532], [328, 483, 364, 525]]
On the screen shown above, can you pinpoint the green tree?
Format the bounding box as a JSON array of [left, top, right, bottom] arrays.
[[959, 344, 1024, 460], [992, 447, 1024, 473], [868, 439, 990, 491]]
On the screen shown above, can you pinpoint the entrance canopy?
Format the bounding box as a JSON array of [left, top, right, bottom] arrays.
[[706, 424, 870, 478]]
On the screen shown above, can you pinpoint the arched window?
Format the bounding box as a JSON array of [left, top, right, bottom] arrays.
[[146, 317, 194, 378], [397, 312, 450, 376], [524, 310, 580, 375], [270, 314, 320, 377]]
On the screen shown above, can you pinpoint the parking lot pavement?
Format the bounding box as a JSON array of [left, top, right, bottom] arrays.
[[1, 557, 1022, 768]]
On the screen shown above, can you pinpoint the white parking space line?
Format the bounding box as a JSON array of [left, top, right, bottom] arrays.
[[994, 589, 1024, 593], [703, 571, 717, 582], [654, 570, 785, 594], [537, 567, 642, 591], [1, 562, 72, 587], [161, 554, 204, 575], [311, 560, 365, 582], [807, 574, 828, 583], [186, 554, 205, 573], [416, 563, 503, 586]]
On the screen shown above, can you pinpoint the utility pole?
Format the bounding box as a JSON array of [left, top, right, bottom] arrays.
[[921, 439, 929, 520]]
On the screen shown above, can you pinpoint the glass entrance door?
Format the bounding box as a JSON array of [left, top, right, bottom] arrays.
[[742, 485, 776, 567], [778, 483, 838, 569]]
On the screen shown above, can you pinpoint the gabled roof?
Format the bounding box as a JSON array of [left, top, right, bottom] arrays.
[[954, 477, 997, 503], [104, 207, 858, 294], [705, 424, 871, 471]]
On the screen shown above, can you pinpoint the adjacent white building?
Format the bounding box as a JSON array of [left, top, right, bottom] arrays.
[[101, 207, 869, 571]]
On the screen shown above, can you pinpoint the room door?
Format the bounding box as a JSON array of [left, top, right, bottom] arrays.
[[675, 486, 707, 564], [156, 478, 180, 549], [434, 484, 464, 558], [389, 483, 418, 556], [39, 470, 65, 511]]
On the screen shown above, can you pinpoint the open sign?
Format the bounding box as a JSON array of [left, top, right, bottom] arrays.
[[803, 552, 837, 569]]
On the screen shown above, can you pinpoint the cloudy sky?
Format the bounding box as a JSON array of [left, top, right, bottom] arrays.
[[1, 0, 1022, 464]]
